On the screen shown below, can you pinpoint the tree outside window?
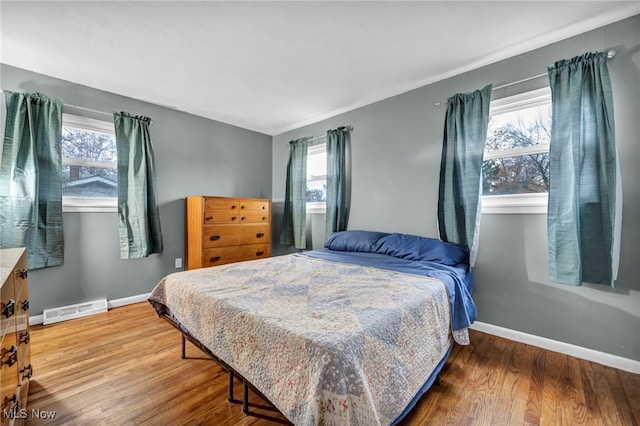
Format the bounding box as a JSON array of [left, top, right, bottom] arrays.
[[482, 89, 551, 196], [61, 114, 118, 212]]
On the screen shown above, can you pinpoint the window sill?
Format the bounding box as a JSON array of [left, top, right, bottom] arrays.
[[481, 193, 547, 214], [306, 202, 326, 215], [63, 197, 117, 213]]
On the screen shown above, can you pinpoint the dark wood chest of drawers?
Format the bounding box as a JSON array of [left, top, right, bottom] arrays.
[[1, 248, 31, 426]]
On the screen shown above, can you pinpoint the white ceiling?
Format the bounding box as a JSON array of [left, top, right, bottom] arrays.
[[1, 1, 638, 135]]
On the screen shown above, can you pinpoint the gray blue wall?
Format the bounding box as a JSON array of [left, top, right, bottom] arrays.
[[0, 64, 272, 316], [272, 15, 640, 361], [2, 15, 637, 363]]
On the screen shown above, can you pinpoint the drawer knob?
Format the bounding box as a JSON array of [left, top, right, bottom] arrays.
[[210, 235, 221, 241], [21, 364, 33, 380], [262, 217, 266, 221], [256, 250, 265, 256], [2, 299, 15, 319], [210, 256, 221, 262], [2, 392, 18, 412], [241, 216, 246, 221], [240, 205, 245, 210], [256, 233, 265, 238], [205, 216, 213, 221], [22, 299, 29, 311], [19, 331, 30, 345], [231, 216, 237, 221], [17, 269, 28, 279], [231, 205, 237, 209]]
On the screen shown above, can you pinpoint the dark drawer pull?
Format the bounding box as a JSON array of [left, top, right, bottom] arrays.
[[240, 216, 246, 221], [22, 299, 29, 311], [21, 364, 33, 380], [18, 269, 28, 279], [231, 205, 237, 209], [210, 235, 221, 241], [205, 216, 213, 221], [2, 345, 17, 367], [240, 205, 245, 209], [256, 250, 265, 256], [19, 331, 30, 345], [210, 256, 221, 262], [2, 392, 18, 412], [256, 233, 265, 238], [262, 217, 266, 221], [262, 205, 266, 210], [231, 216, 237, 221], [2, 299, 15, 319]]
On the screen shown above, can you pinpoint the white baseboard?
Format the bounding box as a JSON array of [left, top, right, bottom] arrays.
[[107, 293, 150, 309], [29, 314, 44, 326], [30, 293, 150, 326], [470, 321, 640, 374]]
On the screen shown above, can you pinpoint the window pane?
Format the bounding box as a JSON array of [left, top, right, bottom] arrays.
[[482, 152, 550, 195], [62, 127, 116, 162], [483, 96, 551, 197], [306, 180, 326, 202], [307, 147, 326, 202], [62, 165, 118, 198], [485, 104, 551, 153], [307, 151, 326, 178], [62, 123, 117, 200]]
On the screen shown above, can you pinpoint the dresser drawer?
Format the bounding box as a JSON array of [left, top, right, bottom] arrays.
[[204, 210, 270, 225], [1, 331, 18, 419], [203, 210, 245, 225], [1, 280, 16, 342], [239, 200, 270, 212], [204, 198, 240, 211], [203, 224, 270, 248], [202, 243, 270, 267]]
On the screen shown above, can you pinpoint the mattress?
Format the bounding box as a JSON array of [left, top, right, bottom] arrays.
[[149, 249, 475, 425]]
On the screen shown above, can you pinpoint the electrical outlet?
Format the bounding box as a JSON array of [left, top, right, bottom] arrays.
[[175, 258, 183, 269]]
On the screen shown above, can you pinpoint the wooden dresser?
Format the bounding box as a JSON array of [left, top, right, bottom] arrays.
[[185, 196, 272, 270], [1, 248, 31, 426]]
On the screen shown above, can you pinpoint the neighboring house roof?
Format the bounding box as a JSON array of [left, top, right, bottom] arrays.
[[66, 175, 117, 188]]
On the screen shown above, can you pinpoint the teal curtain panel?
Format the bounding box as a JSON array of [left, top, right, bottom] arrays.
[[113, 112, 163, 259], [280, 137, 309, 249], [547, 51, 620, 286], [325, 127, 350, 240], [0, 91, 64, 269], [437, 85, 492, 266]]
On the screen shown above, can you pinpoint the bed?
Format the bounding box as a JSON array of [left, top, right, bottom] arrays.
[[148, 230, 476, 425]]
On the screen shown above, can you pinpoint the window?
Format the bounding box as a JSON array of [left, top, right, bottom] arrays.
[[306, 142, 326, 213], [62, 114, 117, 212], [482, 87, 551, 214]]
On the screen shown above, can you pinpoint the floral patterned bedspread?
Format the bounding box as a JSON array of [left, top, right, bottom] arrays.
[[148, 253, 452, 425]]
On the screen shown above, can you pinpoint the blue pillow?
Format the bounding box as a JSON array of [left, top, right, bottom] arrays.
[[372, 233, 469, 266], [324, 230, 389, 253]]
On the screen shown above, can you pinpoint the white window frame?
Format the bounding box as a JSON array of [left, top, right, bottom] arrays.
[[62, 114, 117, 213], [482, 87, 551, 215], [306, 142, 327, 214]]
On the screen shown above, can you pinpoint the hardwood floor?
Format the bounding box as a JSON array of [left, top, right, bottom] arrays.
[[24, 302, 638, 425]]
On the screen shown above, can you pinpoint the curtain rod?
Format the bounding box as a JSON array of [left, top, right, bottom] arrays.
[[0, 89, 154, 125], [433, 49, 616, 107], [307, 125, 353, 143]]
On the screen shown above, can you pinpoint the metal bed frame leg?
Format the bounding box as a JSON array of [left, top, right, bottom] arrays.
[[228, 370, 234, 402], [242, 379, 249, 415]]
